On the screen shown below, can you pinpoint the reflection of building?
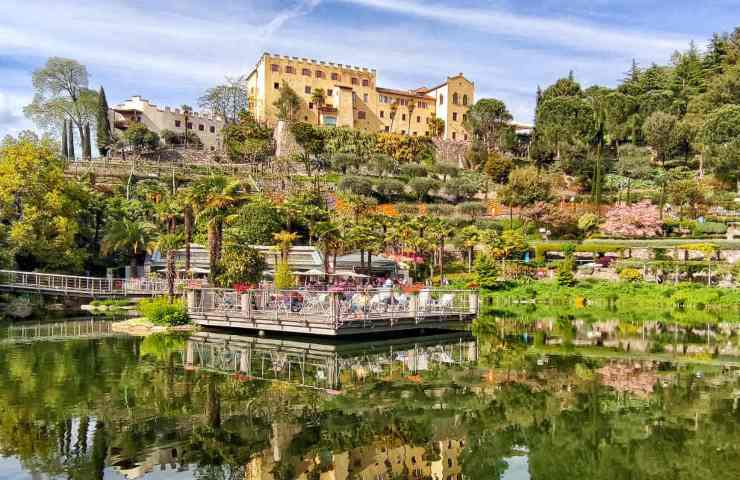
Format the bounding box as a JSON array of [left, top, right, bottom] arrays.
[[112, 446, 187, 479], [246, 53, 475, 141], [110, 95, 226, 151]]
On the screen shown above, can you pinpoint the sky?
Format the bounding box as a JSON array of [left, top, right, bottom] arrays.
[[0, 0, 737, 137]]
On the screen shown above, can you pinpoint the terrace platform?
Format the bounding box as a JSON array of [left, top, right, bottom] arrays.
[[187, 288, 479, 336]]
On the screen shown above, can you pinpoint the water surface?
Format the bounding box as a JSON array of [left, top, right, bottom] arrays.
[[0, 316, 738, 479]]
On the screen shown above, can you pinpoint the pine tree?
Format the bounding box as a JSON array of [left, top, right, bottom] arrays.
[[96, 86, 112, 156], [67, 119, 76, 160], [61, 120, 68, 159]]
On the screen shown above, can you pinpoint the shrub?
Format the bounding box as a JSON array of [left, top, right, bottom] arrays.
[[474, 254, 499, 289], [456, 201, 487, 219], [138, 297, 189, 326], [338, 176, 374, 196], [400, 163, 428, 178], [578, 213, 599, 235], [692, 221, 727, 235], [409, 177, 440, 200], [374, 178, 406, 199], [444, 176, 479, 201], [619, 268, 642, 282], [556, 258, 576, 286], [426, 203, 456, 217]]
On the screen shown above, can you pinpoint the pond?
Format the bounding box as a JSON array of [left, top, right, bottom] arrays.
[[0, 316, 738, 479]]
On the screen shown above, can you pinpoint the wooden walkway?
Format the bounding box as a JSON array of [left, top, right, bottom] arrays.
[[0, 269, 176, 297], [187, 288, 479, 336]]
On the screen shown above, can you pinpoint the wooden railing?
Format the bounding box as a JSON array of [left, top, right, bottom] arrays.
[[187, 287, 479, 330], [0, 269, 195, 296]]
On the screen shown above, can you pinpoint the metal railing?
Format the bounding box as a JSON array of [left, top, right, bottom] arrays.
[[188, 287, 479, 329], [0, 269, 193, 296]]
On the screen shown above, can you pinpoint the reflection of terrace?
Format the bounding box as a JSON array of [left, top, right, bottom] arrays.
[[183, 331, 478, 390], [2, 320, 118, 344]]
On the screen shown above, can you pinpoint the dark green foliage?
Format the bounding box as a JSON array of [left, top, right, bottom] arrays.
[[474, 254, 499, 289], [338, 176, 374, 196], [217, 244, 266, 287], [96, 86, 112, 156], [399, 163, 427, 178], [122, 122, 159, 151], [137, 297, 189, 326], [374, 178, 406, 200]]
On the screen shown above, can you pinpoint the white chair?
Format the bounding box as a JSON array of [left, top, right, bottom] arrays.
[[438, 294, 455, 311]]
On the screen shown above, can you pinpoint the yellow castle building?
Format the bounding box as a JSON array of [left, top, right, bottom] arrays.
[[245, 53, 475, 141]]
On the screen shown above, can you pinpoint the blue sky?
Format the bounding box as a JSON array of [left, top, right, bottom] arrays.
[[0, 0, 736, 136]]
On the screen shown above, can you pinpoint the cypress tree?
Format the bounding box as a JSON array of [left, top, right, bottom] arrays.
[[96, 86, 112, 156], [84, 122, 92, 159], [61, 120, 68, 159], [68, 120, 76, 160]]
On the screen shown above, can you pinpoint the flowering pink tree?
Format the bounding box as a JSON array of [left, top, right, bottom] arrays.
[[601, 201, 662, 238]]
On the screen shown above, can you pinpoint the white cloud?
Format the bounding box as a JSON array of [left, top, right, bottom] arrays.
[[0, 92, 33, 138], [335, 0, 691, 57]]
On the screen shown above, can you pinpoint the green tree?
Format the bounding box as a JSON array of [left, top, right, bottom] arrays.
[[192, 176, 247, 280], [123, 122, 160, 152], [643, 111, 679, 165], [498, 166, 552, 225], [273, 82, 301, 122], [101, 218, 155, 277], [151, 232, 184, 302], [95, 86, 112, 156], [409, 177, 440, 201], [23, 57, 98, 160], [464, 98, 513, 153], [217, 244, 266, 287]]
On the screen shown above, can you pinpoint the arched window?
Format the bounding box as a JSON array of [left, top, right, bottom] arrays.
[[439, 94, 444, 105], [462, 94, 468, 106], [452, 93, 459, 105]]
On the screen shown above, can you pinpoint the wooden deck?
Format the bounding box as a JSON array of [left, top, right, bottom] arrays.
[[187, 288, 479, 336]]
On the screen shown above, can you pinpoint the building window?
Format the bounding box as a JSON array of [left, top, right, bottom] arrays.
[[464, 134, 468, 140], [416, 116, 421, 123], [174, 120, 181, 128], [463, 113, 467, 122], [309, 102, 314, 109], [305, 86, 311, 94], [327, 88, 333, 96], [363, 93, 368, 103], [452, 132, 456, 140], [452, 93, 459, 105], [331, 72, 339, 80], [357, 111, 366, 119], [453, 112, 458, 121], [211, 146, 215, 151], [380, 111, 384, 118], [401, 130, 406, 134], [187, 122, 193, 129], [304, 116, 308, 121], [401, 113, 406, 121], [274, 82, 280, 89], [316, 70, 324, 78], [271, 64, 280, 72], [210, 126, 215, 133], [439, 94, 444, 105], [302, 68, 311, 76], [413, 131, 417, 136], [362, 78, 369, 87], [390, 112, 395, 119], [462, 94, 468, 106], [351, 77, 358, 85], [198, 124, 204, 131], [384, 126, 390, 132], [286, 66, 295, 74]]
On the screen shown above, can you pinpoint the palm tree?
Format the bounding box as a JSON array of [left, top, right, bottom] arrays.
[[389, 101, 399, 132], [312, 221, 342, 279], [151, 232, 184, 302], [407, 101, 416, 134], [429, 220, 456, 283], [101, 218, 155, 278], [181, 105, 192, 148], [456, 225, 481, 272], [310, 88, 326, 126], [273, 230, 299, 263], [155, 195, 180, 234], [192, 176, 247, 281], [176, 188, 196, 275]]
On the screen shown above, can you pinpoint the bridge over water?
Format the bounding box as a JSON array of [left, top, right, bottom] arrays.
[[0, 269, 174, 298], [1, 320, 119, 345]]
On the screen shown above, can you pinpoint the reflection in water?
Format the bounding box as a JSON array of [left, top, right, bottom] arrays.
[[0, 317, 737, 479]]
